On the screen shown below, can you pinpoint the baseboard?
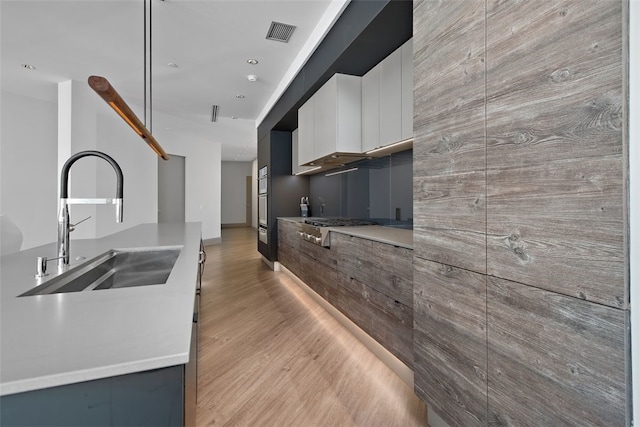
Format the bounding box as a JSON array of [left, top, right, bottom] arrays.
[[202, 237, 222, 246], [261, 255, 275, 270], [277, 262, 414, 389], [221, 223, 251, 229]]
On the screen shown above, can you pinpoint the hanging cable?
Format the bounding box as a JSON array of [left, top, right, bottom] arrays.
[[143, 0, 147, 127], [149, 0, 153, 133]]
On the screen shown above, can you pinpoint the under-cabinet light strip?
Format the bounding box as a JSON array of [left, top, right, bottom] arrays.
[[294, 166, 322, 175], [325, 167, 358, 177], [364, 138, 413, 155]]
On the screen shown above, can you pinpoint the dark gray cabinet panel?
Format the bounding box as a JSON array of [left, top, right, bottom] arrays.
[[413, 257, 487, 427], [0, 366, 184, 427], [412, 0, 486, 275], [258, 131, 310, 262], [485, 0, 626, 308], [487, 277, 629, 427]]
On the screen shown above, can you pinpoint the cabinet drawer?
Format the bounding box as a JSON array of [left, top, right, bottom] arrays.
[[333, 233, 412, 307]]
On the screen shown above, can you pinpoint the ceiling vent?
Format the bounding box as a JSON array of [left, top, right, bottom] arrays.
[[266, 21, 296, 43], [211, 105, 219, 122]]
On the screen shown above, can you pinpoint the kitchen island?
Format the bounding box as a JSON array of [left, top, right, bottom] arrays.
[[0, 222, 202, 426]]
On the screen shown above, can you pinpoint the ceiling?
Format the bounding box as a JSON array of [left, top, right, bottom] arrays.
[[0, 0, 347, 161]]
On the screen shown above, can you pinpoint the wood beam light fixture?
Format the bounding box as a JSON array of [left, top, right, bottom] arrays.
[[88, 76, 169, 160]]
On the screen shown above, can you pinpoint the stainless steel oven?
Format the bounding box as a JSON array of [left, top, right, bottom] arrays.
[[258, 166, 267, 195], [258, 195, 267, 227]]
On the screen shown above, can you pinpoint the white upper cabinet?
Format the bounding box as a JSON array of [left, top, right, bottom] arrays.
[[297, 73, 362, 165], [292, 128, 314, 175], [297, 97, 315, 166], [361, 38, 413, 153], [361, 64, 380, 152], [379, 47, 402, 147], [401, 38, 413, 141], [314, 74, 362, 160]]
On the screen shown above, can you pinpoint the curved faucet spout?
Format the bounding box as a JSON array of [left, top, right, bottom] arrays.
[[57, 150, 124, 268], [60, 150, 123, 199]]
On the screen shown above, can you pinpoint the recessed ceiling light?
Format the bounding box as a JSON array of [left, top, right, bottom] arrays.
[[246, 59, 258, 65], [231, 116, 238, 119], [168, 62, 179, 68], [21, 64, 36, 70], [235, 94, 245, 99], [247, 75, 257, 82]]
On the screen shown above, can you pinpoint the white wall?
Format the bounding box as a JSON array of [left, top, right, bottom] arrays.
[[0, 90, 58, 249], [154, 121, 222, 244], [221, 161, 253, 225], [95, 109, 157, 238], [57, 80, 157, 241], [0, 81, 256, 248]]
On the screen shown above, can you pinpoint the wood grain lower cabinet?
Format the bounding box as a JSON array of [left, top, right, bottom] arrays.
[[332, 232, 413, 368], [277, 220, 337, 304], [277, 221, 413, 368], [0, 366, 187, 426], [277, 220, 301, 276], [413, 257, 488, 427], [487, 277, 628, 427]]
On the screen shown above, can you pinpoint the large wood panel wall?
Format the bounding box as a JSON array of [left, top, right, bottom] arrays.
[[412, 1, 629, 426]]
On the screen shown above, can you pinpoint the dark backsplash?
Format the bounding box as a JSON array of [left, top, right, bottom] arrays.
[[309, 149, 412, 228]]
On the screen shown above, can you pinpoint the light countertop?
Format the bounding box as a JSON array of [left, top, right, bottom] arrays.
[[0, 222, 202, 396], [328, 226, 413, 249], [278, 217, 413, 249]]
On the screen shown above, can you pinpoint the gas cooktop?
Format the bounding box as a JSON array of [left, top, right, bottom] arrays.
[[303, 218, 377, 227]]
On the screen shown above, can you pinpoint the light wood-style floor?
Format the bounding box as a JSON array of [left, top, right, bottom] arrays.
[[195, 227, 428, 426]]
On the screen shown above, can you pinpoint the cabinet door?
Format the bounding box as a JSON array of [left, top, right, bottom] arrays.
[[379, 48, 402, 146], [291, 129, 313, 174], [401, 38, 413, 141], [297, 98, 315, 165], [314, 76, 338, 160], [335, 74, 362, 154], [361, 64, 380, 152]]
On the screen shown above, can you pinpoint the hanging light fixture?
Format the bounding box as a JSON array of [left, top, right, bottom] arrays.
[[88, 76, 168, 160], [88, 0, 168, 160]]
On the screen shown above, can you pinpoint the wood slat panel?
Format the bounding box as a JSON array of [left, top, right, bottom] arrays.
[[487, 276, 629, 426], [413, 0, 487, 274], [413, 257, 487, 427], [485, 0, 626, 308]]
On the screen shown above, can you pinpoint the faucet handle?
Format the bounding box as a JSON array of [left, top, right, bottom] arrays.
[[35, 256, 63, 278], [69, 216, 91, 232]]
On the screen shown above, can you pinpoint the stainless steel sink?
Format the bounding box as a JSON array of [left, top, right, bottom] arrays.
[[19, 247, 182, 297]]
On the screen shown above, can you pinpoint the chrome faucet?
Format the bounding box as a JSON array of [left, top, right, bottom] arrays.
[[57, 150, 123, 269]]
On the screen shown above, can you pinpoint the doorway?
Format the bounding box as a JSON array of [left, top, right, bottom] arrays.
[[246, 176, 252, 227], [158, 154, 185, 223]]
